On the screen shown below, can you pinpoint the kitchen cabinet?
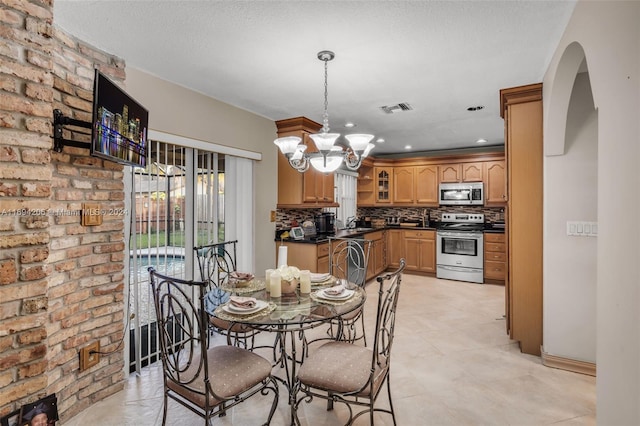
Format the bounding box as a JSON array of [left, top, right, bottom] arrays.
[[484, 160, 506, 205], [501, 83, 543, 356], [386, 229, 404, 269], [392, 165, 438, 206], [375, 166, 393, 204], [462, 162, 484, 182], [439, 162, 483, 183], [439, 163, 461, 183], [277, 241, 329, 273], [392, 167, 414, 203], [303, 168, 335, 204], [356, 161, 375, 206], [415, 165, 439, 205], [403, 229, 435, 273], [365, 231, 386, 281], [275, 117, 338, 208], [484, 232, 506, 282]]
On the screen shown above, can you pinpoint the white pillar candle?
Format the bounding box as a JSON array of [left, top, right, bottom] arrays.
[[299, 270, 311, 294], [264, 269, 274, 292], [270, 270, 281, 298], [277, 246, 288, 268]]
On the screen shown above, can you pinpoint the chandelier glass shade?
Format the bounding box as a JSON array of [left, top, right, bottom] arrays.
[[274, 50, 374, 173]]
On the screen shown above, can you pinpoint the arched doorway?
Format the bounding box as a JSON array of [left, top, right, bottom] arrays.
[[543, 42, 598, 374]]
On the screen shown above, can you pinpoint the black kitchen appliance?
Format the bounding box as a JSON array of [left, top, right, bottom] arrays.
[[315, 212, 336, 235]]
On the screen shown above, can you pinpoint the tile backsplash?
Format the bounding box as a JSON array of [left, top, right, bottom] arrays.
[[276, 206, 504, 231]]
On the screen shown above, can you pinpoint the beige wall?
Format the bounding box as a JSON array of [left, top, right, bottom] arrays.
[[124, 68, 279, 274], [543, 1, 640, 423], [543, 72, 597, 361]]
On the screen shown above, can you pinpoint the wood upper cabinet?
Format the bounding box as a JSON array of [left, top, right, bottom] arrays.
[[359, 153, 505, 207], [303, 168, 334, 203], [393, 167, 414, 203], [275, 117, 338, 208], [415, 165, 439, 205], [462, 162, 484, 182], [440, 162, 483, 183], [439, 164, 461, 183], [402, 230, 435, 273], [375, 166, 393, 204], [485, 160, 506, 205], [391, 165, 438, 206]]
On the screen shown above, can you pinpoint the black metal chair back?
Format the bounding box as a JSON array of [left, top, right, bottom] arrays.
[[294, 259, 406, 425], [194, 240, 238, 291], [148, 267, 278, 424], [328, 237, 372, 287]]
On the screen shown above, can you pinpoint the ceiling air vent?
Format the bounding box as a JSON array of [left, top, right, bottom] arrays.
[[379, 102, 413, 114]]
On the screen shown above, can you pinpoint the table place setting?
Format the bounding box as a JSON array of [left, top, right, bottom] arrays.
[[214, 295, 276, 321], [310, 272, 336, 287], [220, 273, 266, 294], [310, 283, 358, 305]]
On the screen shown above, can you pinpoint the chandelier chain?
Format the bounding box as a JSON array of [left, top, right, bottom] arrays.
[[322, 57, 330, 133]]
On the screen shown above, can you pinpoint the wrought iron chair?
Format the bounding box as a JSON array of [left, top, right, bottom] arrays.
[[307, 237, 372, 346], [293, 259, 406, 425], [148, 267, 279, 425], [194, 240, 260, 348]]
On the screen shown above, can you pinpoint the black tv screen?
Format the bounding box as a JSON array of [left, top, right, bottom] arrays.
[[91, 69, 148, 167]]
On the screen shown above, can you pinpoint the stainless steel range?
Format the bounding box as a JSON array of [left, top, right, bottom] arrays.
[[436, 213, 484, 284]]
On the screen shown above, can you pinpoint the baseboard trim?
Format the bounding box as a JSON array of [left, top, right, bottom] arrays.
[[541, 350, 596, 376]]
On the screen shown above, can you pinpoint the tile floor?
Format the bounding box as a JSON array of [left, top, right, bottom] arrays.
[[65, 274, 596, 425]]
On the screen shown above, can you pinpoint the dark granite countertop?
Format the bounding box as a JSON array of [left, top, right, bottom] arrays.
[[276, 221, 503, 244]]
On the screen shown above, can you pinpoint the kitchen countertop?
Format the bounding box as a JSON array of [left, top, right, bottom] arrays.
[[276, 222, 504, 244]]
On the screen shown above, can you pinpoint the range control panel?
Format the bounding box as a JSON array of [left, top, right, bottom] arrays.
[[441, 213, 485, 223]]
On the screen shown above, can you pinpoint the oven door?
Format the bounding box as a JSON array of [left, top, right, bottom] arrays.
[[436, 231, 483, 269]]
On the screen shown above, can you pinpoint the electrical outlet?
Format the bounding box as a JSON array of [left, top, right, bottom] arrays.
[[270, 210, 276, 222], [80, 341, 100, 371]]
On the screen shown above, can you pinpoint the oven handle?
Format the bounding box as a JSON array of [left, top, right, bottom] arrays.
[[438, 265, 483, 273], [437, 231, 483, 238]]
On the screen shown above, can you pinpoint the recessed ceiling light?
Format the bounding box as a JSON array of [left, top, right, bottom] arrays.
[[467, 105, 485, 111], [344, 122, 356, 128], [404, 145, 412, 150], [376, 138, 385, 143], [476, 138, 488, 144]]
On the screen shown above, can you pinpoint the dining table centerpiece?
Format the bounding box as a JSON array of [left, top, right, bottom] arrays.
[[278, 264, 301, 294]]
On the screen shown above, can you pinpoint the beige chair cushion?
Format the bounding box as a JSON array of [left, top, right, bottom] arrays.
[[297, 341, 388, 396], [167, 345, 272, 407]]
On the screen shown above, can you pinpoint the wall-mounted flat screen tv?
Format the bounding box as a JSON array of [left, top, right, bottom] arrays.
[[91, 69, 148, 167]]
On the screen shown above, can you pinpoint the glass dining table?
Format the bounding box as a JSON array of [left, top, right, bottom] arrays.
[[206, 276, 366, 425]]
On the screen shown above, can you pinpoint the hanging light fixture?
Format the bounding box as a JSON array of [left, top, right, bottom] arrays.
[[274, 50, 374, 173]]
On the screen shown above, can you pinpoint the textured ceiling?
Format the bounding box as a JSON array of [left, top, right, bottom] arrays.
[[53, 1, 576, 156]]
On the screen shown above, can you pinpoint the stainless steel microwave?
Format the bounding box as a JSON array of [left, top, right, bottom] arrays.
[[439, 182, 484, 205]]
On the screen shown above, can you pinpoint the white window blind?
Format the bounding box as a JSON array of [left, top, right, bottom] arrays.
[[334, 171, 357, 228]]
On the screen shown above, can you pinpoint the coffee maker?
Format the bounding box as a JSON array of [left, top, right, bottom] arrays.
[[315, 212, 336, 235]]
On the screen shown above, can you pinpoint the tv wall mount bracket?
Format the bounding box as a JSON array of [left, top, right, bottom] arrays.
[[52, 109, 92, 153]]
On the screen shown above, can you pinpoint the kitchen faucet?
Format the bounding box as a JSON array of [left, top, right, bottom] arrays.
[[421, 209, 429, 228], [346, 216, 357, 229]]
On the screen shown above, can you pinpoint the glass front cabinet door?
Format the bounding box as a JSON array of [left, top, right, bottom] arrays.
[[375, 167, 392, 204]]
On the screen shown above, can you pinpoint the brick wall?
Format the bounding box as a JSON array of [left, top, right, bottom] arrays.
[[0, 2, 127, 421]]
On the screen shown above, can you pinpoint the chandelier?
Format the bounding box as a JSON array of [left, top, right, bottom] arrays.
[[274, 50, 374, 173]]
